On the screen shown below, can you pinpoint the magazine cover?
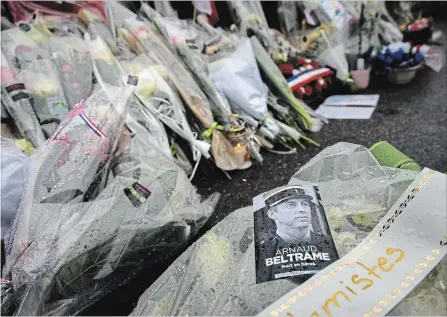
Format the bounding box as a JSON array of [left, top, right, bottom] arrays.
[[253, 185, 339, 283]]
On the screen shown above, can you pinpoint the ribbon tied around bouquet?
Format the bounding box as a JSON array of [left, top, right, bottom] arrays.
[[201, 121, 224, 138]]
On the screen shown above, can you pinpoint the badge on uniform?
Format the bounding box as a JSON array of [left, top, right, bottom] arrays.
[[252, 185, 339, 283]]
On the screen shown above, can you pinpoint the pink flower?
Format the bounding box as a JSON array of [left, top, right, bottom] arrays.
[[61, 64, 72, 72], [66, 105, 85, 119]]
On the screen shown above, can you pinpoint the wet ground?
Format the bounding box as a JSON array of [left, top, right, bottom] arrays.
[[86, 21, 447, 316]]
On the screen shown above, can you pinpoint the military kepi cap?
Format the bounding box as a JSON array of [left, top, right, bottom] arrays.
[[265, 186, 314, 208]]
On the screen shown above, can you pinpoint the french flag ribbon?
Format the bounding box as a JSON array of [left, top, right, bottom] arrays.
[[79, 113, 108, 138], [287, 67, 333, 91]]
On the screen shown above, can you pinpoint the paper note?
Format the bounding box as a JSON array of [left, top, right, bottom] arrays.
[[314, 105, 376, 119], [323, 94, 380, 107]]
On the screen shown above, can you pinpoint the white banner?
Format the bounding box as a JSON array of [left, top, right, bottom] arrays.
[[258, 168, 447, 317]]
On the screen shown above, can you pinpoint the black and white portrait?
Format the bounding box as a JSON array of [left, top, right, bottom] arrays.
[[266, 186, 325, 244], [253, 185, 338, 283]]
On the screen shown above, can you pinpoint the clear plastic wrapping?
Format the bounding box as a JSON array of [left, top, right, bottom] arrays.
[[1, 101, 9, 120], [250, 36, 312, 130], [126, 97, 172, 159], [338, 1, 382, 56], [48, 37, 93, 108], [86, 31, 158, 159], [153, 17, 233, 125], [1, 82, 220, 316], [121, 55, 212, 162], [87, 31, 209, 175], [227, 0, 278, 53], [1, 50, 46, 148], [176, 42, 233, 126], [1, 27, 41, 70], [153, 0, 178, 19], [122, 17, 252, 171], [1, 138, 30, 238], [122, 16, 213, 128], [131, 142, 446, 316], [18, 58, 69, 137], [77, 8, 118, 56], [208, 38, 279, 138], [86, 31, 123, 86]]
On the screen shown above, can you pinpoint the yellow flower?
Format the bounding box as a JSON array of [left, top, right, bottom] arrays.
[[327, 207, 344, 230], [351, 213, 377, 229], [152, 65, 169, 80], [15, 139, 36, 156], [136, 78, 158, 100], [33, 77, 59, 97]]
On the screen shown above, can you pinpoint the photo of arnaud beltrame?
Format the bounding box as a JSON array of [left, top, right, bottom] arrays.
[[253, 185, 339, 283]]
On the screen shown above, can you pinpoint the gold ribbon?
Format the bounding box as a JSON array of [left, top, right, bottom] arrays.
[[202, 122, 224, 138]]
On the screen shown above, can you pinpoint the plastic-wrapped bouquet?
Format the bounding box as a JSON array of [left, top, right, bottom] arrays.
[[1, 50, 46, 147], [153, 17, 273, 163], [48, 36, 93, 108], [18, 58, 69, 137], [130, 143, 446, 316], [120, 54, 213, 177], [1, 81, 220, 316], [250, 36, 314, 132], [122, 16, 252, 171]]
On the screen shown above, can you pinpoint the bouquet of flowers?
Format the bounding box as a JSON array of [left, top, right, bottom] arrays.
[[85, 31, 173, 165], [77, 8, 118, 56], [1, 26, 47, 70], [18, 58, 69, 137], [1, 50, 46, 147], [1, 80, 220, 316], [125, 96, 172, 160], [227, 0, 278, 55], [250, 36, 314, 132], [85, 30, 123, 86], [121, 55, 212, 177], [48, 36, 93, 108], [122, 16, 252, 171], [153, 17, 268, 164]]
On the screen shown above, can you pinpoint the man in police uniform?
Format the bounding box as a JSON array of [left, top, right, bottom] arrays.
[[255, 186, 337, 283], [266, 186, 325, 246]]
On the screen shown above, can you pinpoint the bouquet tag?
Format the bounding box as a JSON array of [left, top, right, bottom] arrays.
[[5, 83, 29, 102], [258, 168, 447, 317], [320, 0, 345, 30], [253, 185, 339, 284], [124, 182, 151, 207], [46, 95, 68, 117]]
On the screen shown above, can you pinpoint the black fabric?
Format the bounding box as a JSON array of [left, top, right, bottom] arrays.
[[170, 1, 194, 20], [261, 1, 280, 30]]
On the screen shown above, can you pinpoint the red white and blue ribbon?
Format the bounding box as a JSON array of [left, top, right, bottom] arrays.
[[287, 67, 333, 91], [79, 113, 107, 138]]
